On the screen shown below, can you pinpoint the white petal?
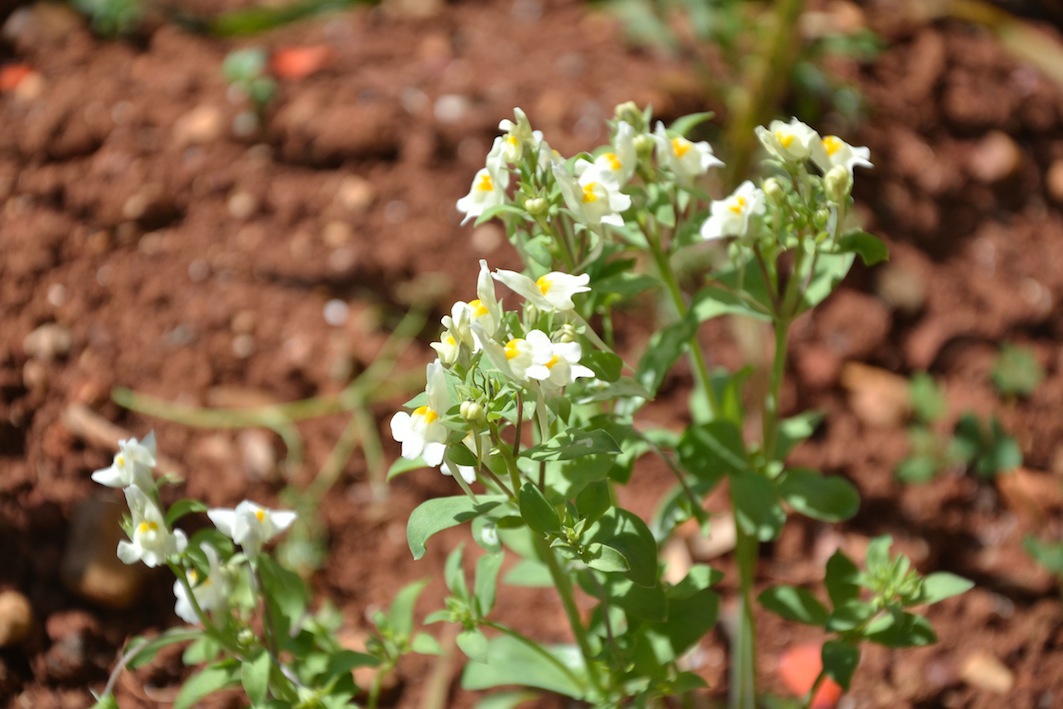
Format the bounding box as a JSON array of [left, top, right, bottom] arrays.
[[269, 510, 297, 533], [117, 541, 140, 565], [207, 509, 237, 538]]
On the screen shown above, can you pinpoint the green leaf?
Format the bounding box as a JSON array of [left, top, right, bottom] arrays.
[[125, 629, 202, 670], [473, 690, 542, 709], [523, 430, 620, 461], [182, 636, 220, 666], [678, 421, 749, 483], [731, 473, 785, 541], [825, 550, 861, 608], [474, 552, 505, 617], [800, 252, 854, 312], [462, 635, 585, 699], [776, 468, 860, 522], [165, 499, 208, 527], [575, 479, 612, 525], [837, 230, 889, 266], [444, 546, 468, 599], [241, 650, 271, 707], [581, 351, 623, 383], [583, 543, 630, 573], [174, 660, 240, 709], [631, 565, 720, 671], [826, 601, 874, 633], [775, 411, 823, 459], [992, 343, 1044, 398], [865, 609, 937, 647], [1024, 536, 1063, 575], [821, 640, 861, 690], [388, 456, 429, 479], [580, 573, 667, 622], [412, 633, 442, 655], [256, 556, 309, 639], [518, 483, 561, 535], [758, 586, 829, 626], [669, 111, 715, 137], [407, 496, 506, 560], [586, 509, 659, 587], [690, 286, 771, 323], [386, 578, 431, 638], [457, 628, 490, 663], [636, 316, 697, 396], [919, 572, 973, 605], [503, 559, 553, 587], [865, 535, 893, 575]]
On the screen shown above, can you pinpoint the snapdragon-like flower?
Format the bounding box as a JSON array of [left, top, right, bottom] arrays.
[[811, 135, 872, 177], [173, 544, 229, 624], [498, 107, 551, 168], [456, 148, 509, 225], [594, 121, 638, 186], [207, 500, 297, 557], [91, 433, 157, 491], [431, 300, 475, 365], [653, 122, 722, 185], [492, 267, 590, 313], [553, 159, 632, 228], [700, 181, 766, 241], [117, 486, 187, 568], [391, 360, 450, 466], [755, 118, 820, 163], [523, 330, 595, 393]]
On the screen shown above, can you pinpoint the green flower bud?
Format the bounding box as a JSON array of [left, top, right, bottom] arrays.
[[557, 323, 578, 343], [762, 177, 784, 203], [525, 197, 548, 216], [825, 165, 853, 203], [460, 400, 484, 424], [633, 133, 655, 160], [614, 101, 645, 132]]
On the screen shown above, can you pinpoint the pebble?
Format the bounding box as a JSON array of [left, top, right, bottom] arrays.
[[23, 323, 72, 361], [323, 299, 348, 326], [1, 4, 84, 50], [959, 651, 1014, 693], [968, 131, 1021, 183], [60, 497, 142, 609], [840, 362, 911, 428], [228, 191, 259, 220], [238, 429, 278, 482], [335, 176, 375, 213], [876, 261, 926, 314], [322, 220, 352, 247], [0, 591, 33, 647], [1045, 160, 1063, 203], [173, 105, 224, 147]]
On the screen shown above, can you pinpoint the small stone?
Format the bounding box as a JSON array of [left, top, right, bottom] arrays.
[[323, 299, 348, 326], [471, 223, 504, 253], [322, 220, 352, 247], [876, 261, 927, 314], [238, 429, 277, 482], [1, 4, 84, 50], [60, 497, 142, 610], [228, 191, 258, 220], [22, 360, 47, 391], [1045, 160, 1063, 203], [840, 362, 911, 427], [336, 176, 375, 213], [23, 323, 71, 361], [968, 131, 1021, 183], [232, 334, 256, 358], [959, 651, 1014, 693], [173, 105, 224, 147], [0, 591, 33, 647], [434, 94, 471, 124]]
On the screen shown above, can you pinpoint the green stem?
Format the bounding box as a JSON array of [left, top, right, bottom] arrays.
[[730, 521, 758, 709], [763, 316, 791, 460], [801, 669, 828, 709], [482, 621, 588, 693], [533, 536, 605, 699]]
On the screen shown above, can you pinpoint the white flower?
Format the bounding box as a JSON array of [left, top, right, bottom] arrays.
[[173, 544, 229, 624], [431, 300, 475, 365], [391, 360, 450, 466], [498, 108, 545, 165], [755, 118, 820, 163], [653, 122, 722, 185], [456, 157, 509, 225], [469, 259, 502, 340], [594, 121, 638, 186], [700, 181, 766, 241], [117, 486, 187, 568], [492, 267, 590, 312], [553, 159, 631, 228], [811, 135, 872, 176], [207, 500, 297, 557], [91, 433, 157, 491], [522, 330, 594, 393]]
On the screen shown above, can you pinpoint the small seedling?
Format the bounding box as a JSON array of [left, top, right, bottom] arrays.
[[992, 342, 1044, 399], [222, 48, 277, 138]]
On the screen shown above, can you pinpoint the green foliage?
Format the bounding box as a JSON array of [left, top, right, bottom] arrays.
[[72, 0, 146, 37], [992, 343, 1044, 398]]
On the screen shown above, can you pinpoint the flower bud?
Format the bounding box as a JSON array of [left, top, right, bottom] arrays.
[[525, 197, 548, 216], [557, 323, 578, 343], [614, 101, 645, 132], [762, 177, 784, 203], [633, 133, 655, 160], [825, 165, 853, 202], [460, 400, 484, 424]]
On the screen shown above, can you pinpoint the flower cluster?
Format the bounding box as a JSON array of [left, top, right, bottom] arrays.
[[391, 259, 598, 485], [92, 433, 296, 625]]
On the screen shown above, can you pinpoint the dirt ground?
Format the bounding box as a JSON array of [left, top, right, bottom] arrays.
[[3, 0, 1063, 707]]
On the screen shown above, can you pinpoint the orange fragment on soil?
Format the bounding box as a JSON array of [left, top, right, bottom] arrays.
[[777, 643, 843, 709], [271, 46, 332, 79], [0, 64, 33, 92]]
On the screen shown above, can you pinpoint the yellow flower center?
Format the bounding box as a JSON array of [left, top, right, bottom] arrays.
[[506, 134, 518, 148], [468, 299, 489, 318], [445, 334, 456, 347], [137, 520, 159, 534], [603, 152, 622, 171], [536, 275, 553, 295], [414, 405, 438, 423], [545, 355, 560, 370], [116, 454, 125, 468], [823, 136, 842, 156], [671, 137, 690, 158], [581, 182, 599, 203], [476, 173, 494, 192], [775, 131, 794, 149], [728, 196, 747, 215], [189, 569, 199, 583], [255, 509, 266, 523], [504, 339, 523, 360]]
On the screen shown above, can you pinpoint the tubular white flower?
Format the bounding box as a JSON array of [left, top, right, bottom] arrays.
[[755, 118, 820, 163], [456, 153, 509, 225], [431, 301, 475, 365], [492, 267, 590, 312], [594, 121, 638, 186], [91, 433, 157, 491], [700, 181, 766, 241], [117, 486, 187, 568], [811, 135, 872, 177], [522, 330, 595, 393], [498, 108, 545, 166], [173, 544, 229, 624], [207, 500, 297, 557], [390, 360, 450, 466], [653, 122, 722, 185], [553, 159, 631, 228]]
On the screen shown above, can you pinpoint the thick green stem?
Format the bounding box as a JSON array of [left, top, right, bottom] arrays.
[[763, 317, 791, 460], [730, 522, 758, 709], [533, 536, 605, 699]]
